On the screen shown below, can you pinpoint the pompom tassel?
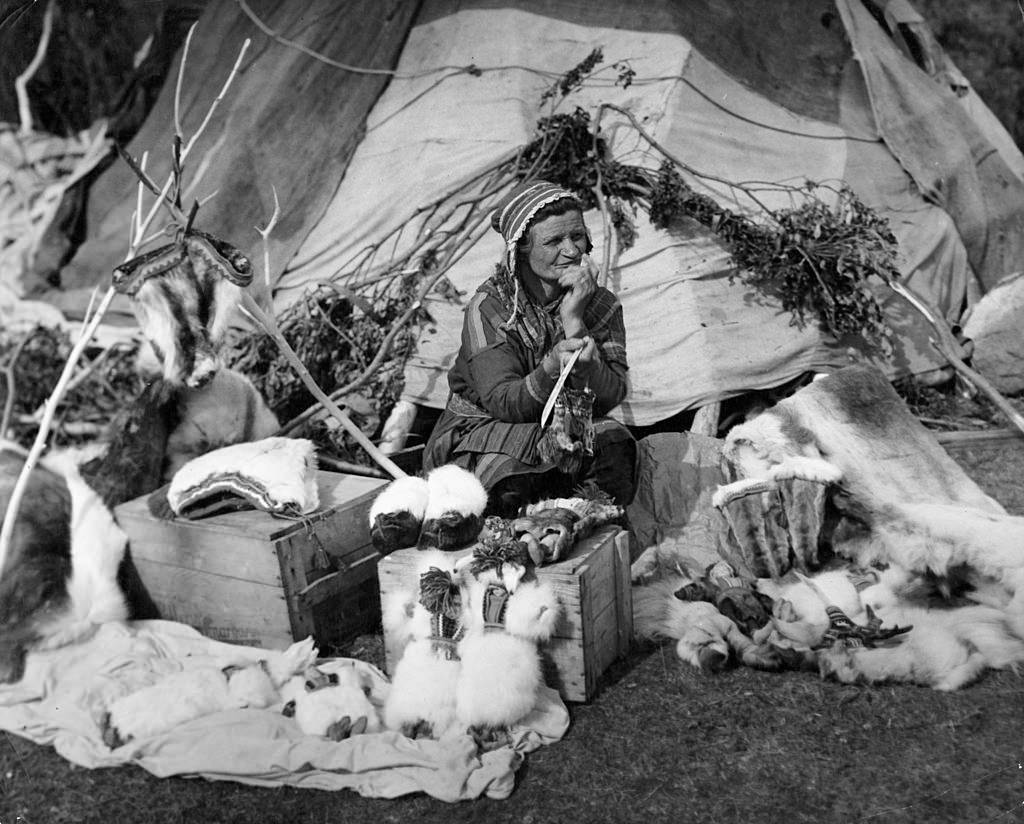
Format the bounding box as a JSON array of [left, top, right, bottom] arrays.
[[419, 567, 461, 619]]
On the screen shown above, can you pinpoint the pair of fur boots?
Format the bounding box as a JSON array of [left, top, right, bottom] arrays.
[[383, 544, 559, 744], [368, 465, 487, 554]]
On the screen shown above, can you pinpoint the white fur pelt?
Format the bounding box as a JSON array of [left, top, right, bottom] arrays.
[[843, 503, 1024, 606], [281, 664, 381, 739], [717, 366, 1024, 605], [102, 637, 317, 746], [632, 577, 777, 672], [32, 453, 129, 651], [104, 661, 280, 745], [383, 551, 464, 738], [818, 568, 1024, 691], [721, 406, 843, 489], [455, 568, 560, 733], [754, 570, 866, 648]]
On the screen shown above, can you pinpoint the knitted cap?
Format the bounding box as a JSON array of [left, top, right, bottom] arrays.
[[490, 181, 582, 275]]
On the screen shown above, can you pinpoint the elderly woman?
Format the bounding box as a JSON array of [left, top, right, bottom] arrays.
[[423, 180, 636, 516]]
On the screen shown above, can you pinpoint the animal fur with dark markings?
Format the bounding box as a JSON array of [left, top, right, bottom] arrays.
[[0, 449, 73, 682], [129, 255, 246, 389]]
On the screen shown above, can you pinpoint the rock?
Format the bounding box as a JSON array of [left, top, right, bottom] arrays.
[[963, 272, 1024, 395]]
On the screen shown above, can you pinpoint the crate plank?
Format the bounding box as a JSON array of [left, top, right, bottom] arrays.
[[115, 470, 388, 650], [132, 561, 293, 648]]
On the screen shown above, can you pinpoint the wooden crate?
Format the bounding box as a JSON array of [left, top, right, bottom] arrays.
[[115, 471, 388, 649], [377, 526, 632, 703]]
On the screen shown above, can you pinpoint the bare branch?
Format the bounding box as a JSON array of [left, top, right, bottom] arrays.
[[181, 38, 252, 161], [0, 31, 253, 576], [14, 0, 54, 135], [174, 22, 198, 139]]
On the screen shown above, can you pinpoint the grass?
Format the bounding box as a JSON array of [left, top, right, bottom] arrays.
[[2, 441, 1023, 824]]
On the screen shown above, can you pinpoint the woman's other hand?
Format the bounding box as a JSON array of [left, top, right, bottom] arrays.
[[542, 337, 584, 378], [542, 336, 596, 378], [559, 254, 598, 337]]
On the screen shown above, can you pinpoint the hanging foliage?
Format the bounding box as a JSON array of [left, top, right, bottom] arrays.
[[508, 54, 899, 353], [224, 281, 417, 461]]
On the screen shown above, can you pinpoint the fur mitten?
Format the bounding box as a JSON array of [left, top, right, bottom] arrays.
[[455, 545, 559, 737], [384, 551, 465, 738]]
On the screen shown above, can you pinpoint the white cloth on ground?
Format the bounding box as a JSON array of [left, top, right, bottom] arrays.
[[0, 620, 569, 801]]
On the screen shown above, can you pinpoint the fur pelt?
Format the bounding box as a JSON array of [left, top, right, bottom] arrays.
[[0, 446, 73, 682], [281, 664, 381, 739], [721, 406, 843, 488], [128, 258, 247, 388], [717, 366, 1024, 603], [632, 577, 779, 672], [839, 502, 1024, 602], [161, 368, 280, 481], [751, 566, 1024, 691], [101, 637, 316, 747], [756, 570, 864, 632], [817, 568, 1024, 691], [0, 445, 131, 683], [31, 453, 129, 651], [103, 661, 279, 746]]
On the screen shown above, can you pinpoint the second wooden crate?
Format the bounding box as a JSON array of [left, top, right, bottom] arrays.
[[377, 526, 632, 702]]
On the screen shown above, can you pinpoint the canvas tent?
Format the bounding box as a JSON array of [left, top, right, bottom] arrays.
[[41, 0, 1024, 428]]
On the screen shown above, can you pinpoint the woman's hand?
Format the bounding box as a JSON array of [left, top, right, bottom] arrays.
[[559, 253, 598, 337], [542, 336, 598, 378]]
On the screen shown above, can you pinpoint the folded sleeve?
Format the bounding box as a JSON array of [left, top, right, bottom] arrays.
[[569, 292, 629, 415], [461, 293, 558, 423]]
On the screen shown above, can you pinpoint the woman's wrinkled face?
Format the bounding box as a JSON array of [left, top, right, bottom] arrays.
[[520, 210, 588, 286]]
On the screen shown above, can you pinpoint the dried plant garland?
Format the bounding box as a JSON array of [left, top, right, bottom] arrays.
[[513, 75, 899, 352], [307, 47, 902, 440]]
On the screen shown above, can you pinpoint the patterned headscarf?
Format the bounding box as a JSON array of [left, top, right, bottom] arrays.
[[490, 180, 582, 279], [489, 180, 583, 329]]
